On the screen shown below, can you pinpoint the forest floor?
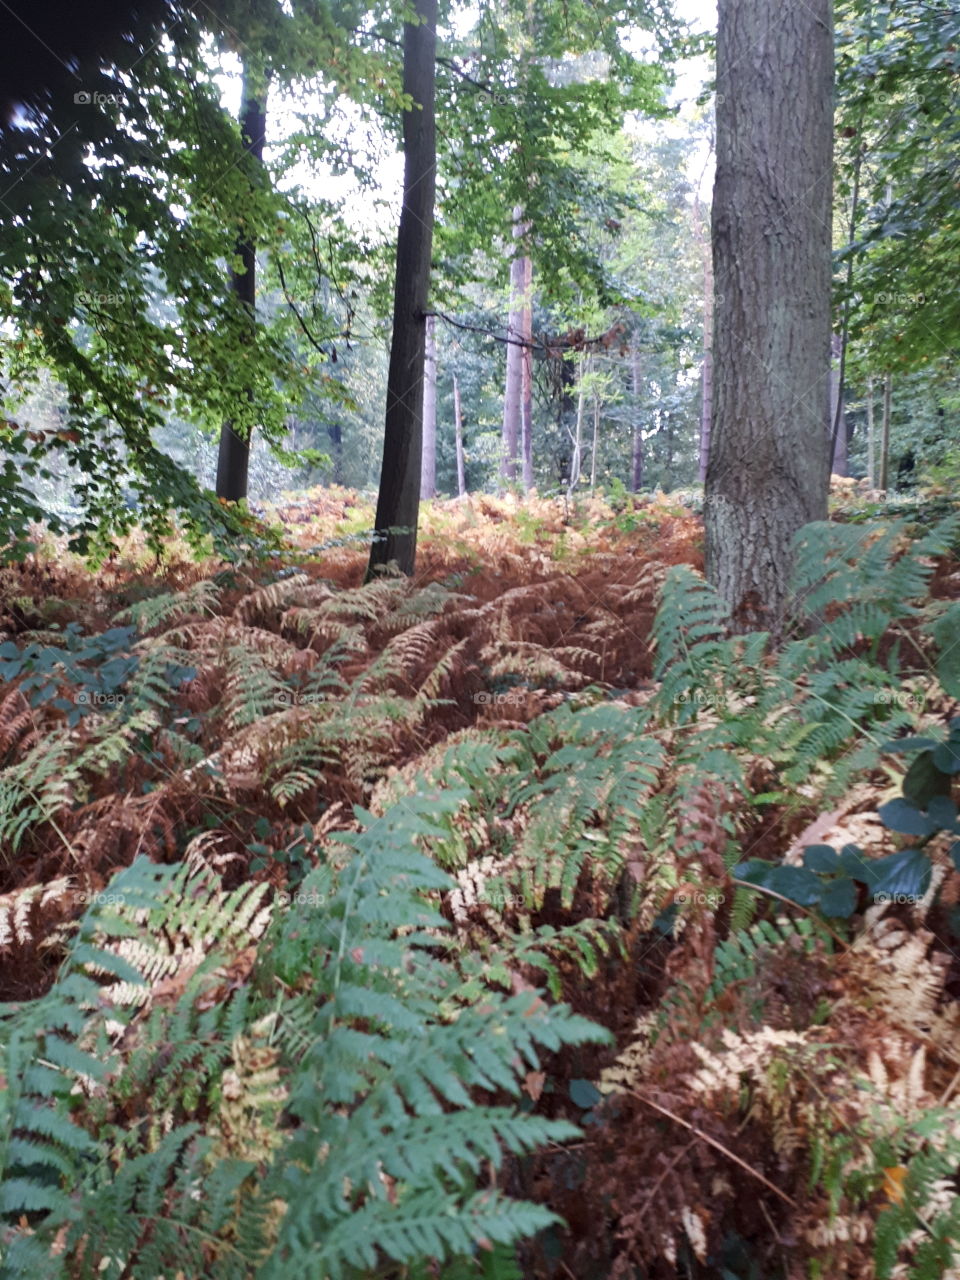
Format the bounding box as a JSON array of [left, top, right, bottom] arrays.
[[3, 486, 960, 1279]]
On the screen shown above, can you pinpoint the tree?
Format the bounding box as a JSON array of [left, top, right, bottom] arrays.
[[216, 60, 269, 503], [367, 0, 437, 579], [705, 0, 834, 631], [420, 315, 438, 500]]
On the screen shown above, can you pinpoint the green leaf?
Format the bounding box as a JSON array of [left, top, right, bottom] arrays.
[[877, 799, 937, 837], [818, 877, 857, 919], [804, 845, 840, 873], [568, 1079, 601, 1109]]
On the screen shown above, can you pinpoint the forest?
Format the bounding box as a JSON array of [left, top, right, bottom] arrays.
[[1, 0, 960, 1276]]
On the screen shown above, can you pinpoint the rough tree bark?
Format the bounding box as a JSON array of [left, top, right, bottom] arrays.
[[706, 0, 834, 631], [453, 373, 466, 497], [366, 0, 436, 578], [420, 313, 437, 499], [693, 186, 713, 483], [216, 63, 268, 503]]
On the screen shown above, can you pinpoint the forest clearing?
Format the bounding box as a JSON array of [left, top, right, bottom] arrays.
[[2, 0, 960, 1275]]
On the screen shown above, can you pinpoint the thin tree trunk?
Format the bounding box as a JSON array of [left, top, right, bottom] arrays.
[[590, 394, 599, 491], [216, 64, 267, 503], [830, 331, 848, 476], [630, 346, 644, 492], [567, 356, 586, 498], [453, 373, 466, 497], [420, 314, 437, 499], [366, 0, 436, 579], [879, 373, 892, 492], [500, 206, 527, 487], [706, 0, 834, 632], [866, 375, 875, 489]]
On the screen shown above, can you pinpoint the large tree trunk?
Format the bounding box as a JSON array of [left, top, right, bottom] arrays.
[[706, 0, 834, 632], [366, 0, 436, 578], [630, 346, 644, 492], [420, 314, 437, 499], [453, 373, 466, 497], [865, 375, 875, 489], [216, 64, 267, 503], [693, 189, 713, 483]]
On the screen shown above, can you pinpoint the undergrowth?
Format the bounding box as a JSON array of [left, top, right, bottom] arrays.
[[1, 492, 960, 1278]]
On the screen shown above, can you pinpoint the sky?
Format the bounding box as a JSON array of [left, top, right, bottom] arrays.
[[224, 0, 721, 239]]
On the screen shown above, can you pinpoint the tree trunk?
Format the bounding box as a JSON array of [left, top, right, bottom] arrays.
[[829, 332, 848, 476], [453, 373, 466, 497], [630, 346, 644, 492], [879, 373, 892, 492], [366, 0, 436, 579], [500, 206, 528, 487], [567, 355, 586, 498], [420, 313, 437, 499], [693, 189, 713, 483], [590, 393, 599, 491], [865, 375, 875, 489], [706, 0, 834, 632], [216, 64, 267, 503], [520, 253, 534, 490]]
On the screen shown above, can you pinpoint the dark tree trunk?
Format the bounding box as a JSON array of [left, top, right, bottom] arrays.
[[366, 0, 436, 578], [420, 314, 437, 499], [706, 0, 834, 632], [327, 420, 343, 484], [216, 65, 267, 503]]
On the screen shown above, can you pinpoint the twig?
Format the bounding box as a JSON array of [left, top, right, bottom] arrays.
[[628, 1090, 797, 1206]]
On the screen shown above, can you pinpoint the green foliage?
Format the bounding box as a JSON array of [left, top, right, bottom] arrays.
[[1, 786, 609, 1277]]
